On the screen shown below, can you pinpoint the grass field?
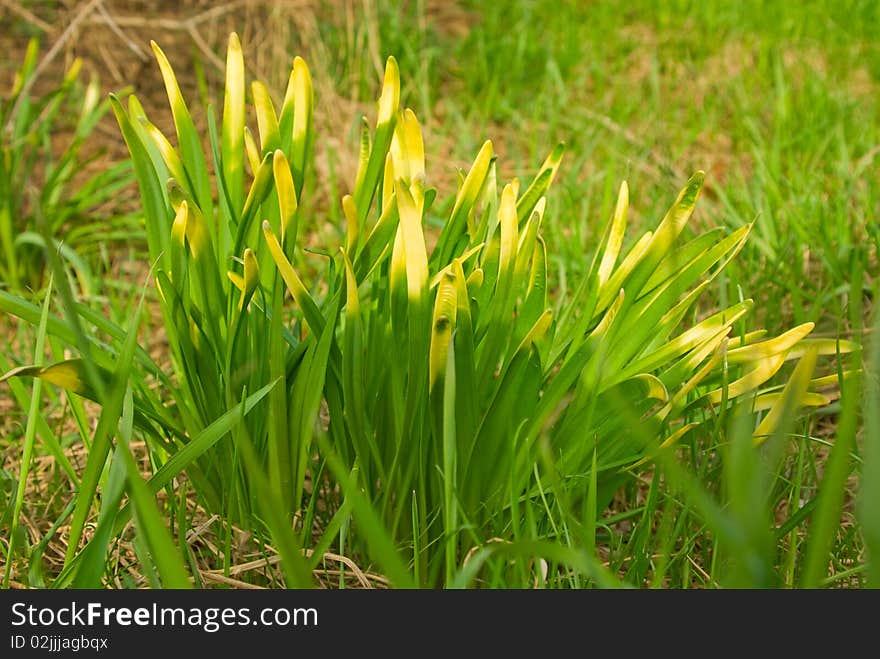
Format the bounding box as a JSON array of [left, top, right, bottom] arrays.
[[1, 0, 877, 588]]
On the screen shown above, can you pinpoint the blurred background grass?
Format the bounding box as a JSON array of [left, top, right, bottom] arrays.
[[2, 0, 876, 332]]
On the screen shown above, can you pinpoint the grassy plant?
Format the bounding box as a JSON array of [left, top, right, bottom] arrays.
[[1, 38, 136, 295], [0, 30, 863, 588]]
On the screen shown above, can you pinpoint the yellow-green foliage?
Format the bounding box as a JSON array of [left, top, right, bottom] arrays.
[[0, 34, 859, 587]]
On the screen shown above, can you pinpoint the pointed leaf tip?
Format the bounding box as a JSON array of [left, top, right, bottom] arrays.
[[378, 56, 400, 126], [239, 247, 260, 310]]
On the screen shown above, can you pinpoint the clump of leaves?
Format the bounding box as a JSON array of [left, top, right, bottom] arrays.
[[0, 34, 858, 587]]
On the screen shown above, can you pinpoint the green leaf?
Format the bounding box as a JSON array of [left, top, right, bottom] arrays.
[[117, 389, 192, 588], [151, 41, 214, 227], [597, 181, 628, 286], [395, 181, 430, 305], [274, 149, 299, 247], [435, 140, 493, 265], [517, 142, 564, 221], [2, 277, 53, 589], [252, 80, 280, 154], [0, 359, 110, 403], [429, 271, 458, 391], [110, 95, 170, 267], [288, 57, 313, 197], [353, 56, 399, 223], [65, 282, 147, 564], [222, 32, 246, 214]]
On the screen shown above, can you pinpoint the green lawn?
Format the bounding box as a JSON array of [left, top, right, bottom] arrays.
[[307, 0, 878, 330]]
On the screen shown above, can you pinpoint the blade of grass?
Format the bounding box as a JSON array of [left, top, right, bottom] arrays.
[[859, 290, 880, 586], [801, 363, 862, 587], [443, 340, 458, 586], [64, 275, 147, 563], [117, 389, 192, 588], [2, 275, 53, 589]]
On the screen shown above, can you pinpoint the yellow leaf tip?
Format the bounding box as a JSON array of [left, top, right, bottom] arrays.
[[378, 57, 401, 125], [293, 56, 310, 79]]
